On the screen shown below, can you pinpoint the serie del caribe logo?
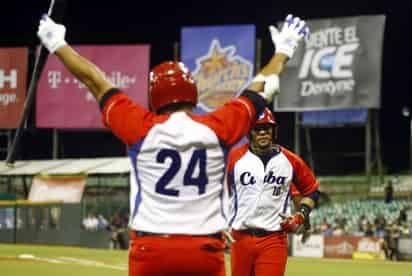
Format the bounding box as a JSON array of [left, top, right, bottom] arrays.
[[192, 40, 253, 111]]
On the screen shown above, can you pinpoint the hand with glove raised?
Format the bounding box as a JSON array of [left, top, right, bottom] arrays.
[[36, 15, 114, 100], [269, 14, 309, 58], [37, 15, 67, 53]]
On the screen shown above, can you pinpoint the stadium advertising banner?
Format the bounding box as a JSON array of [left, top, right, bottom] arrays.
[[324, 236, 384, 259], [274, 15, 386, 111], [37, 45, 150, 128], [398, 238, 412, 260], [181, 25, 255, 113], [28, 175, 86, 203], [301, 108, 368, 126], [292, 234, 324, 258], [0, 48, 28, 129]]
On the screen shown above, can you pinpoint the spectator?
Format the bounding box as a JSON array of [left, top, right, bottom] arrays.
[[321, 218, 333, 236], [399, 208, 407, 224], [385, 222, 401, 260], [358, 214, 368, 232], [97, 214, 109, 230], [120, 212, 129, 227], [384, 180, 394, 204], [82, 213, 99, 231], [332, 217, 346, 236], [109, 212, 127, 250], [374, 214, 386, 237], [364, 221, 374, 237]]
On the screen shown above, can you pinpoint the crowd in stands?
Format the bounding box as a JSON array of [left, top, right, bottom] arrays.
[[311, 199, 411, 238], [82, 213, 109, 231], [311, 199, 411, 260], [82, 211, 129, 250], [80, 198, 411, 252]]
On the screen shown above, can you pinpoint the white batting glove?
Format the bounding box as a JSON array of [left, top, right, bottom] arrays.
[[261, 74, 280, 103], [269, 14, 309, 58], [253, 74, 280, 103], [37, 15, 67, 54]]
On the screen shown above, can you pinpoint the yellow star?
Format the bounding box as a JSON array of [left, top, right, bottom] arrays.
[[200, 45, 229, 75]]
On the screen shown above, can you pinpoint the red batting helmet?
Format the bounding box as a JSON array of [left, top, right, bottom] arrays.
[[256, 108, 277, 125], [250, 107, 278, 143], [149, 61, 198, 112]]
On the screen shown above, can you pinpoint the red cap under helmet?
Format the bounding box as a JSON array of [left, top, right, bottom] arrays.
[[256, 107, 277, 125], [149, 61, 198, 112]]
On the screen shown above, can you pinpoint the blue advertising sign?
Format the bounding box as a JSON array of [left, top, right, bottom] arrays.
[[301, 108, 368, 126], [181, 25, 255, 113]]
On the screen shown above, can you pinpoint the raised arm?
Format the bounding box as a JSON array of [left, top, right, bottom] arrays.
[[248, 14, 308, 102], [37, 16, 114, 102]]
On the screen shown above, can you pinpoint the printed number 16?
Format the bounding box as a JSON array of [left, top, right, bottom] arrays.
[[155, 149, 208, 196]]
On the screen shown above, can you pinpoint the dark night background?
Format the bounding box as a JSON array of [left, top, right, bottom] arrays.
[[0, 1, 411, 175]]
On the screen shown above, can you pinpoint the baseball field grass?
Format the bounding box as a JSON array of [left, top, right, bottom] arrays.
[[1, 243, 412, 276]]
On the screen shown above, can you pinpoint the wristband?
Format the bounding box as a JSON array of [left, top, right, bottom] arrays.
[[252, 74, 280, 86], [299, 203, 312, 219], [252, 74, 266, 83]]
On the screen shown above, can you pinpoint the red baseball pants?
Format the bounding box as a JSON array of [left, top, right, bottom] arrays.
[[129, 231, 226, 276], [230, 230, 288, 276]]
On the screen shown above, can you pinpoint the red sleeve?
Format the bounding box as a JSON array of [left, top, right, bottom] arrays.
[[101, 91, 162, 146], [281, 147, 320, 196], [226, 143, 249, 191], [193, 96, 256, 146], [290, 183, 301, 197]]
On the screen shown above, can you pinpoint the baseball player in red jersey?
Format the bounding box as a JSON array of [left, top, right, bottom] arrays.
[[36, 14, 307, 276], [227, 108, 320, 276]]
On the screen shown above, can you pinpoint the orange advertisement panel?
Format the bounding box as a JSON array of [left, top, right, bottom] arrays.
[[0, 48, 28, 129], [28, 175, 86, 203]]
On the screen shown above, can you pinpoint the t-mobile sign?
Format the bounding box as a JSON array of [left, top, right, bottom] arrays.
[[0, 48, 28, 129], [37, 45, 150, 128]]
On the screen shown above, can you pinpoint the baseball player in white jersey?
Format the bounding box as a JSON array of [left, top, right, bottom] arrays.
[[37, 13, 307, 276], [227, 108, 320, 276]]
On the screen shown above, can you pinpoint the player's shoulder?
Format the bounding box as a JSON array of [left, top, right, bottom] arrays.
[[279, 145, 294, 156], [279, 145, 304, 163], [230, 143, 249, 156], [189, 112, 221, 127], [228, 143, 249, 164]]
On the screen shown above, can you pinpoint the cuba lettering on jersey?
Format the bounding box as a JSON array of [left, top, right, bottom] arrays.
[[227, 143, 319, 231], [100, 89, 259, 235]]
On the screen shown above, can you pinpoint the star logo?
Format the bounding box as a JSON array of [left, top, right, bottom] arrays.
[[192, 40, 253, 112]]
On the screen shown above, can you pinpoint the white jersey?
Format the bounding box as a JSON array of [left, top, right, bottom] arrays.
[[128, 112, 227, 234], [101, 89, 261, 235], [227, 144, 319, 231]]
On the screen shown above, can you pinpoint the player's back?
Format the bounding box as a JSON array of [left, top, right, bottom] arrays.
[[100, 89, 264, 235], [129, 111, 228, 235]]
